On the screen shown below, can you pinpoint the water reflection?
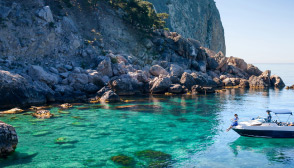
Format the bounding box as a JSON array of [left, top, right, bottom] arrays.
[[230, 137, 294, 164]]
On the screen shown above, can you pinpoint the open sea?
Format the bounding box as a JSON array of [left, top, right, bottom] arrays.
[[1, 63, 294, 168]]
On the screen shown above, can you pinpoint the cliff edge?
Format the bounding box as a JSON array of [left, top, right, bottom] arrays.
[[147, 0, 226, 55]]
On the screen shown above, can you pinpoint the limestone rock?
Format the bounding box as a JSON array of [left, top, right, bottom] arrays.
[[170, 64, 184, 77], [1, 108, 24, 114], [149, 65, 168, 76], [109, 74, 143, 95], [247, 64, 262, 76], [96, 86, 111, 97], [148, 0, 226, 54], [0, 122, 18, 157], [100, 90, 120, 103], [28, 65, 59, 86], [97, 57, 113, 77], [37, 6, 54, 22], [227, 57, 248, 71], [0, 70, 46, 109], [54, 85, 74, 94], [180, 72, 196, 90], [168, 84, 183, 94], [260, 70, 271, 87], [239, 79, 249, 88], [87, 70, 105, 87], [270, 75, 285, 88], [191, 85, 215, 94], [248, 75, 269, 88], [150, 75, 172, 93]]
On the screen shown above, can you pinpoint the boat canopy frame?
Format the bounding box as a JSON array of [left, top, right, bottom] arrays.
[[266, 109, 292, 115], [267, 109, 293, 123]]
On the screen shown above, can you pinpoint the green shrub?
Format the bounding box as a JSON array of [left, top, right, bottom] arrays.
[[106, 0, 169, 32]]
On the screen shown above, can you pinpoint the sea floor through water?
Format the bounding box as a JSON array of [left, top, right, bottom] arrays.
[[1, 88, 294, 167]]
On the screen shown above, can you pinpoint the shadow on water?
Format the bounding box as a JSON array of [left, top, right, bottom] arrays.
[[0, 151, 38, 167], [229, 137, 294, 164]]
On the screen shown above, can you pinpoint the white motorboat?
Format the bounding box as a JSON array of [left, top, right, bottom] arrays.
[[233, 109, 294, 138]]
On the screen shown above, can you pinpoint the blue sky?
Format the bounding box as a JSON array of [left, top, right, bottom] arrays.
[[214, 0, 294, 63]]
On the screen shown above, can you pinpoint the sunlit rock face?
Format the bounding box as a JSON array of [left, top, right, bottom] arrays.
[[148, 0, 226, 55]]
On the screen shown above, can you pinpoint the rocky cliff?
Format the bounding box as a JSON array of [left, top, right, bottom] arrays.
[[0, 0, 284, 109], [147, 0, 226, 55]]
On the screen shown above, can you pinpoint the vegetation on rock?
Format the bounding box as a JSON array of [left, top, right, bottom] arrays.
[[110, 154, 134, 166], [104, 0, 169, 31]]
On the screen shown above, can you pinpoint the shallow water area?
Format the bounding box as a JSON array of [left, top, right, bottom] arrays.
[[1, 87, 294, 167]]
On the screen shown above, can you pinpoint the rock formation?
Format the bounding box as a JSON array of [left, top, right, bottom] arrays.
[[0, 121, 18, 157], [0, 0, 285, 109], [147, 0, 226, 55]]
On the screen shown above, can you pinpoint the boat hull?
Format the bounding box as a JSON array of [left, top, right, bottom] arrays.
[[233, 128, 294, 138]]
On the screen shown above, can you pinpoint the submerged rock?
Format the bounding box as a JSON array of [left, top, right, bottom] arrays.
[[32, 110, 53, 119], [1, 108, 24, 114], [60, 103, 73, 109], [0, 121, 18, 157], [110, 155, 134, 166], [55, 137, 78, 144]]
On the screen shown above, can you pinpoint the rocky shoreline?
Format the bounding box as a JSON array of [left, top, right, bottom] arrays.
[[0, 30, 285, 109], [0, 0, 287, 158]]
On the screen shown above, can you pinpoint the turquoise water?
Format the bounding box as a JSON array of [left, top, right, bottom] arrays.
[[1, 64, 294, 168]]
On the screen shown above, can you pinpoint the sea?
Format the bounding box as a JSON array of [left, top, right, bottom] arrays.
[[0, 63, 294, 168]]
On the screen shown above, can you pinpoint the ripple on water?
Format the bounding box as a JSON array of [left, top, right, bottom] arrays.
[[2, 90, 294, 167]]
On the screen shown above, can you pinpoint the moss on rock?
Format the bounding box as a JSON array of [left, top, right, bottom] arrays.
[[110, 155, 134, 166]]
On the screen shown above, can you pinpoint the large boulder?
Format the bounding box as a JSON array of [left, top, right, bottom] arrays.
[[227, 65, 248, 79], [239, 79, 249, 88], [248, 76, 268, 88], [260, 70, 271, 87], [68, 73, 88, 85], [0, 122, 18, 157], [112, 62, 127, 76], [97, 57, 113, 77], [270, 75, 285, 88], [149, 65, 168, 76], [150, 75, 172, 93], [170, 64, 184, 77], [86, 70, 105, 87], [206, 57, 219, 70], [109, 74, 143, 95], [128, 71, 149, 83], [180, 72, 196, 90], [0, 70, 47, 109], [28, 65, 59, 86], [100, 90, 120, 102], [227, 57, 248, 71], [247, 64, 262, 76], [213, 52, 228, 72]]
